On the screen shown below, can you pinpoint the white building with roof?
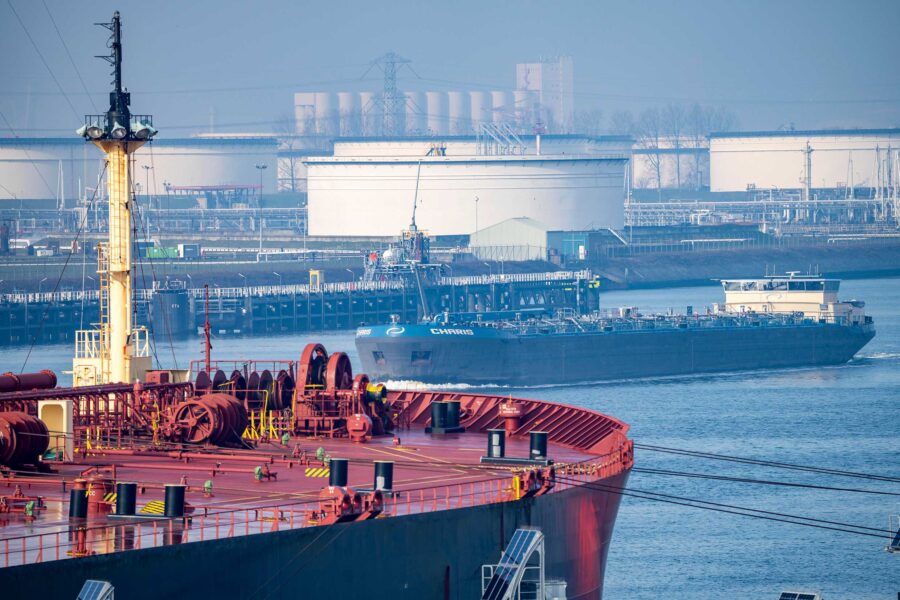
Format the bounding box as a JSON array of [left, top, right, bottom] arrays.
[[305, 135, 629, 237], [709, 129, 900, 193]]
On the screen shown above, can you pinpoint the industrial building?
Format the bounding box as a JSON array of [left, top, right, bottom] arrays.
[[0, 135, 278, 205], [709, 128, 900, 194], [305, 134, 630, 237], [294, 56, 575, 138], [469, 216, 629, 263]]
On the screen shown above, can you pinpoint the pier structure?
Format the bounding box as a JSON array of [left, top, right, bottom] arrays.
[[0, 271, 593, 347]]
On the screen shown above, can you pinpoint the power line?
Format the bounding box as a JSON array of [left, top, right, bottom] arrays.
[[556, 476, 891, 540], [0, 110, 57, 197], [632, 467, 900, 496], [40, 0, 99, 113], [6, 0, 81, 119], [634, 443, 900, 484]]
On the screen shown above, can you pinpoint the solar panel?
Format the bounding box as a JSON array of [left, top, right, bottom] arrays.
[[798, 595, 817, 600], [77, 580, 114, 600], [779, 594, 799, 600]]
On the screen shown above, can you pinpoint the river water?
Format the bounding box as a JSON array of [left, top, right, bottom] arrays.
[[1, 277, 897, 599]]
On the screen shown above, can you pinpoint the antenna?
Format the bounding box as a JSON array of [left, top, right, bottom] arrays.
[[410, 160, 422, 231], [95, 11, 131, 132], [203, 284, 212, 373]]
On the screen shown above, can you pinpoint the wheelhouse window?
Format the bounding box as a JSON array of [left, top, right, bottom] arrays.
[[411, 350, 432, 365]]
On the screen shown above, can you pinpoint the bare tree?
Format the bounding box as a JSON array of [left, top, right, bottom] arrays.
[[573, 108, 604, 136], [274, 113, 299, 193], [608, 110, 636, 136], [686, 104, 738, 190], [634, 107, 665, 198], [662, 104, 688, 189]]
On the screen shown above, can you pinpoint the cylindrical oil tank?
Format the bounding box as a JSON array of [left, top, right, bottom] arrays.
[[116, 482, 137, 516], [373, 461, 394, 491], [314, 92, 337, 137], [470, 91, 492, 130], [447, 91, 471, 135], [425, 91, 449, 136], [329, 458, 348, 487], [445, 399, 461, 428], [487, 429, 506, 459], [430, 401, 448, 431], [164, 484, 186, 518], [491, 91, 513, 124], [294, 92, 317, 135], [530, 431, 549, 461], [337, 92, 361, 136], [404, 91, 427, 135], [359, 92, 382, 136], [69, 488, 88, 519]]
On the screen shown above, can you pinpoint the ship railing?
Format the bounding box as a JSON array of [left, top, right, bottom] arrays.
[[189, 280, 407, 300], [507, 312, 863, 336], [0, 449, 631, 568], [437, 269, 592, 287]]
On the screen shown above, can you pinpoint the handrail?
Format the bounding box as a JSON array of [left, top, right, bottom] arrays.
[[0, 447, 631, 568]]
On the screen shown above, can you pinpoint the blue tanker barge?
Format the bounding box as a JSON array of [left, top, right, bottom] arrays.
[[356, 275, 876, 386]]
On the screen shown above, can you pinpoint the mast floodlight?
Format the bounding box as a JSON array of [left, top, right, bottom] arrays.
[[131, 120, 157, 140], [110, 121, 127, 139]]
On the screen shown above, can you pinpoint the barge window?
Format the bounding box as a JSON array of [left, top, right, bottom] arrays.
[[411, 350, 432, 365], [372, 351, 385, 365]]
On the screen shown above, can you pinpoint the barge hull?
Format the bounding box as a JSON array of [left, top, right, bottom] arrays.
[[356, 323, 875, 386]]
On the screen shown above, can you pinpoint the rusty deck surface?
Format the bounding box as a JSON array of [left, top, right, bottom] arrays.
[[0, 428, 626, 567]]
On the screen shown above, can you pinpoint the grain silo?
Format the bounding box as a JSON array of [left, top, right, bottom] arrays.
[[336, 92, 361, 136], [447, 91, 472, 135], [490, 91, 513, 124], [469, 91, 492, 131], [425, 91, 449, 136], [404, 91, 427, 135]]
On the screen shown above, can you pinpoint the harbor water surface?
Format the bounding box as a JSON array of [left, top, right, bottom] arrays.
[[1, 277, 897, 599]]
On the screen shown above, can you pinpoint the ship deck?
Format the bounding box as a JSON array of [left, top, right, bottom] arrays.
[[0, 429, 617, 568]]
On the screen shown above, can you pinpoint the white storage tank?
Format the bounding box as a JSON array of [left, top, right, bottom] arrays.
[[359, 91, 382, 136], [405, 91, 427, 135], [336, 92, 361, 137], [314, 92, 337, 137], [447, 91, 471, 135], [425, 91, 449, 136], [470, 92, 492, 131], [490, 91, 513, 124], [294, 92, 317, 135]]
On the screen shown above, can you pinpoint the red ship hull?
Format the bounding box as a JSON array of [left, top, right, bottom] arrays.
[[1, 469, 628, 599]]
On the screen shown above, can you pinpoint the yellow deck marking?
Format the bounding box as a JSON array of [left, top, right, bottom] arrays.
[[304, 467, 330, 478], [139, 500, 165, 514]]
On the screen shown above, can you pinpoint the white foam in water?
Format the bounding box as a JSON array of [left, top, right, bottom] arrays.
[[859, 351, 900, 360], [383, 380, 510, 391]]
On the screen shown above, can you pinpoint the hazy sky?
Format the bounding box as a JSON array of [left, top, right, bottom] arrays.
[[1, 0, 898, 137]]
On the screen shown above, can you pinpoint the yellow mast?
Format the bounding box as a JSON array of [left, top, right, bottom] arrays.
[[72, 12, 156, 386]]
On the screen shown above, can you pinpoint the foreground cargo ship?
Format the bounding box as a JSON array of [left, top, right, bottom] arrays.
[[0, 13, 632, 600], [356, 274, 876, 386], [0, 351, 633, 598]]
